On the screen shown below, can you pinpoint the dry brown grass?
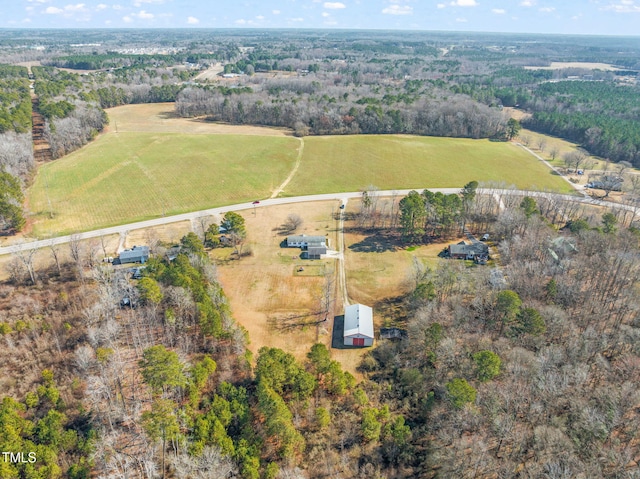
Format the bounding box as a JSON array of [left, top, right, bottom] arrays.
[[343, 199, 451, 318], [524, 62, 623, 71], [105, 103, 291, 136], [214, 201, 341, 364]]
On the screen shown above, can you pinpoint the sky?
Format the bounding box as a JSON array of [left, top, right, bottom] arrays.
[[2, 0, 640, 36]]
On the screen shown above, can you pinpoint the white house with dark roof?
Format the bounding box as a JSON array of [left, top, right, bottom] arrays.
[[343, 304, 374, 347], [286, 234, 327, 248]]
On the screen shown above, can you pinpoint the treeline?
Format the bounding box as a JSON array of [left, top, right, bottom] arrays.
[[83, 83, 185, 109], [0, 64, 31, 134], [0, 65, 32, 234], [31, 66, 108, 159], [176, 84, 505, 138], [46, 52, 220, 71], [522, 81, 640, 166]]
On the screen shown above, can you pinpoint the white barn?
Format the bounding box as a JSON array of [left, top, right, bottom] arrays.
[[343, 304, 374, 347]]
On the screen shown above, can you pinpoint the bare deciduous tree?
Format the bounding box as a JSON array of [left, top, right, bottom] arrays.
[[283, 213, 303, 233]]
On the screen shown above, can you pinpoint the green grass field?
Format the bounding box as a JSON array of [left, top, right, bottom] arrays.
[[27, 105, 573, 236], [286, 135, 572, 196], [29, 132, 299, 235]]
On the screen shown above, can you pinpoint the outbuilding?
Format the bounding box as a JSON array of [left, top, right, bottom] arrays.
[[343, 304, 374, 347]]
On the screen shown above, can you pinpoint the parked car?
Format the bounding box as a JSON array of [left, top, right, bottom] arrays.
[[481, 233, 490, 241], [252, 200, 260, 204]]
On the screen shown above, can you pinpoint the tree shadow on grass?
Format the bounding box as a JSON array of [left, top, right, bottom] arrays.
[[157, 110, 181, 120], [268, 310, 326, 333], [347, 230, 401, 253]]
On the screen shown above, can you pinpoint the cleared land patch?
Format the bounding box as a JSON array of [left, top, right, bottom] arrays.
[[213, 201, 339, 364], [524, 62, 623, 71], [285, 135, 573, 196], [106, 102, 291, 136]]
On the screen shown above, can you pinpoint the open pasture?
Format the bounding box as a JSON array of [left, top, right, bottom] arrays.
[[28, 104, 573, 237], [28, 132, 299, 236], [286, 135, 573, 196]]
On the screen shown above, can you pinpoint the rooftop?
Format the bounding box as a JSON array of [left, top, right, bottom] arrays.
[[344, 304, 374, 339]]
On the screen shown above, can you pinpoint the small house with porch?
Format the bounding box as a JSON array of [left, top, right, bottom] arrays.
[[343, 304, 374, 347]]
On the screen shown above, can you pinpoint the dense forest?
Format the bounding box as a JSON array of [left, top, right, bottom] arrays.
[[0, 65, 33, 233], [522, 82, 640, 166]]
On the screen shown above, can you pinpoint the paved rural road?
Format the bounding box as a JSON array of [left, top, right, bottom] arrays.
[[0, 187, 632, 256]]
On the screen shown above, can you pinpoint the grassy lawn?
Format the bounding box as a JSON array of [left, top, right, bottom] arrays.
[[29, 132, 299, 236], [293, 264, 327, 277], [286, 135, 573, 196]]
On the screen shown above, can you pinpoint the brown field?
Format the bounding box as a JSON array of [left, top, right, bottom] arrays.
[[194, 64, 225, 81], [213, 201, 342, 364], [524, 62, 623, 71], [105, 103, 291, 136], [343, 199, 454, 319]]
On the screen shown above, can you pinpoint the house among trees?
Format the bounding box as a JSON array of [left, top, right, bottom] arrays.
[[448, 241, 489, 264], [286, 234, 328, 259], [116, 245, 150, 264], [343, 304, 374, 347]]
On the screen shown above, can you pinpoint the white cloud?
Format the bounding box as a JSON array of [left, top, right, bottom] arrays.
[[133, 0, 163, 6], [133, 9, 153, 19], [187, 16, 199, 24], [44, 6, 63, 13], [96, 3, 108, 10], [456, 17, 468, 21], [122, 15, 132, 22], [539, 6, 555, 12], [382, 4, 413, 14], [450, 0, 477, 6], [64, 4, 88, 12], [324, 2, 346, 8], [437, 3, 446, 7], [322, 11, 330, 17], [272, 9, 280, 14], [289, 17, 304, 21], [492, 8, 506, 14], [520, 0, 535, 6], [27, 0, 51, 3], [256, 15, 265, 20], [602, 2, 640, 12], [234, 18, 246, 24]]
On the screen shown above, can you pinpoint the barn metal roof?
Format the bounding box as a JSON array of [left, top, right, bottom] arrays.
[[344, 304, 374, 339]]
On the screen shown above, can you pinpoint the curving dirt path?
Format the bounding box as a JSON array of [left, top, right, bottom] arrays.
[[270, 137, 304, 198]]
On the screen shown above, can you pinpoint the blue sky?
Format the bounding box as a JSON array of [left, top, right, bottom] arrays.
[[3, 0, 640, 36]]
